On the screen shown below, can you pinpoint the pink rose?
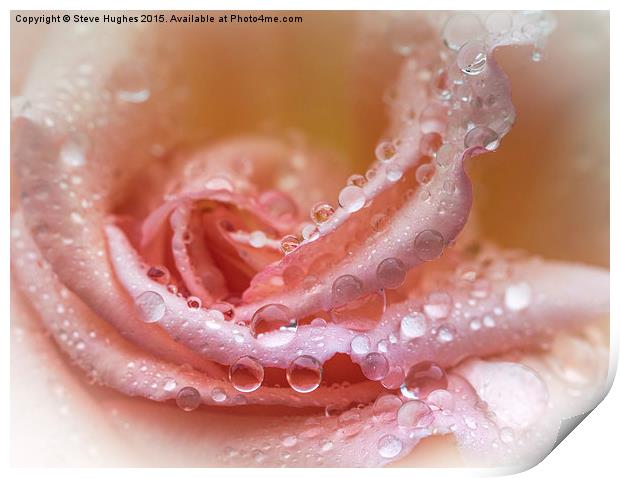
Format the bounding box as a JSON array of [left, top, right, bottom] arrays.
[[11, 11, 609, 467]]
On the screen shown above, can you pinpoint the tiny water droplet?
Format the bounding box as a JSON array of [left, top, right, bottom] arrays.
[[504, 282, 532, 311]]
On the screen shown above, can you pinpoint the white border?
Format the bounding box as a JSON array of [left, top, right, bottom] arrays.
[[3, 2, 616, 477]]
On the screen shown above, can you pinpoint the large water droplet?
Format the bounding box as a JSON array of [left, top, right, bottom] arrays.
[[378, 434, 403, 458], [376, 257, 407, 289], [361, 352, 389, 381], [457, 40, 487, 75], [397, 399, 434, 428], [176, 386, 201, 411], [442, 13, 485, 51], [426, 389, 454, 411], [338, 185, 366, 213], [464, 126, 499, 151], [229, 356, 264, 392], [250, 304, 297, 346], [331, 274, 363, 306], [287, 355, 322, 393], [504, 281, 532, 311], [136, 291, 166, 323], [401, 361, 448, 399], [373, 394, 402, 423], [413, 229, 444, 261], [400, 312, 428, 339]]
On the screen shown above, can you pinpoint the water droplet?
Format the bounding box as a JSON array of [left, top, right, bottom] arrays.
[[485, 11, 512, 33], [469, 318, 482, 331], [386, 166, 403, 182], [212, 301, 235, 320], [500, 426, 515, 443], [211, 388, 227, 402], [338, 185, 366, 213], [483, 315, 496, 328], [426, 389, 454, 411], [401, 361, 448, 399], [423, 291, 452, 320], [287, 355, 322, 393], [531, 48, 542, 62], [504, 282, 532, 311], [419, 103, 447, 134], [413, 229, 444, 262], [361, 352, 389, 381], [436, 325, 455, 343], [351, 334, 371, 355], [397, 399, 434, 428], [311, 202, 335, 224], [415, 163, 436, 185], [381, 366, 405, 390], [347, 174, 367, 187], [147, 265, 170, 284], [463, 416, 477, 429], [457, 40, 487, 75], [338, 409, 363, 437], [378, 434, 402, 458], [250, 304, 297, 346], [136, 291, 166, 323], [187, 296, 202, 309], [331, 274, 363, 306], [442, 13, 485, 51], [176, 386, 201, 411], [115, 63, 150, 103], [400, 312, 428, 339], [282, 434, 298, 447], [249, 231, 267, 248], [60, 134, 89, 168], [375, 141, 397, 162], [373, 394, 402, 423], [464, 126, 499, 151], [280, 234, 300, 254], [163, 377, 177, 392], [205, 176, 234, 192], [229, 356, 264, 392], [376, 257, 407, 289]]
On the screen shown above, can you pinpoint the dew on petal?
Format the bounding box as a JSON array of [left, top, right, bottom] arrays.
[[136, 291, 166, 323], [331, 274, 363, 306], [423, 291, 453, 320], [338, 185, 366, 213], [401, 361, 448, 399], [280, 234, 300, 254], [378, 434, 403, 458], [397, 399, 434, 428], [457, 40, 487, 75], [229, 356, 264, 393], [375, 141, 398, 162], [287, 355, 322, 393], [176, 386, 201, 411], [400, 312, 428, 339], [187, 296, 202, 309], [250, 304, 297, 346], [413, 229, 444, 261], [311, 202, 335, 224], [373, 394, 403, 423], [442, 13, 485, 51], [427, 389, 454, 411], [351, 334, 371, 355], [376, 257, 407, 289], [464, 126, 499, 151], [361, 352, 389, 381], [211, 388, 228, 403], [415, 163, 436, 185], [504, 282, 532, 311], [147, 265, 170, 284]]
